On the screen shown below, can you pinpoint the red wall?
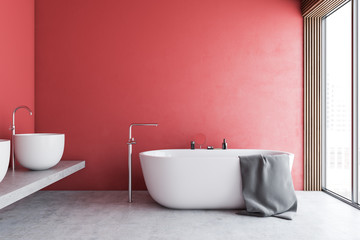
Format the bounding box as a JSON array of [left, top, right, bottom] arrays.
[[35, 0, 303, 190], [0, 1, 34, 142]]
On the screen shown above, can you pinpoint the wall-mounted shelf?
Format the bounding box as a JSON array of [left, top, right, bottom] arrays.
[[0, 160, 85, 210]]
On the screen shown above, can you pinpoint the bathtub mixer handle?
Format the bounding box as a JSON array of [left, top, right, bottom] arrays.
[[127, 123, 158, 203], [190, 139, 228, 150]]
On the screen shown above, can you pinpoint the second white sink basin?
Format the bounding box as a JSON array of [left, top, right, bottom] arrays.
[[0, 139, 10, 182], [15, 133, 65, 170]]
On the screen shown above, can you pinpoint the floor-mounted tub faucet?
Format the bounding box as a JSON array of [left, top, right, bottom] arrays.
[[10, 105, 33, 172], [127, 123, 158, 203]]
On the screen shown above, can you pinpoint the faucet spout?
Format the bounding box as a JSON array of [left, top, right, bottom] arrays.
[[12, 105, 32, 131], [11, 105, 33, 172], [128, 123, 158, 142]]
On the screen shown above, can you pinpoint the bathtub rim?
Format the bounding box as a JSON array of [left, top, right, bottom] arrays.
[[140, 148, 295, 158], [140, 149, 295, 170]]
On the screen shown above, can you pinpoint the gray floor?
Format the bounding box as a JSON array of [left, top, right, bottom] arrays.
[[0, 191, 359, 240]]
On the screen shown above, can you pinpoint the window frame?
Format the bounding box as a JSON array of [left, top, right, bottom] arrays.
[[321, 0, 360, 208]]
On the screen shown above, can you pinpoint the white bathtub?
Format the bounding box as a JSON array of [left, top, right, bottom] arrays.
[[140, 149, 294, 209]]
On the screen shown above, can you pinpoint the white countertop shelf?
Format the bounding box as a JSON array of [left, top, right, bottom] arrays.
[[0, 160, 85, 210]]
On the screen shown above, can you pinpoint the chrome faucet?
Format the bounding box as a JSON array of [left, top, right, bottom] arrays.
[[10, 105, 33, 172], [127, 123, 158, 203]]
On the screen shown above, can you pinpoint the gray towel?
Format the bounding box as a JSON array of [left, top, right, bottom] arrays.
[[238, 154, 297, 220]]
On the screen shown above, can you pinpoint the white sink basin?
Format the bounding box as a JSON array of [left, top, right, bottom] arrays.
[[0, 140, 10, 182], [15, 133, 65, 170]]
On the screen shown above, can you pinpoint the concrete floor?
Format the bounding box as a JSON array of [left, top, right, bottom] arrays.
[[0, 191, 359, 240]]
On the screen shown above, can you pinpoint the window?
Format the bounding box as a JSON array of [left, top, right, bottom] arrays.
[[323, 1, 352, 200], [323, 0, 360, 207]]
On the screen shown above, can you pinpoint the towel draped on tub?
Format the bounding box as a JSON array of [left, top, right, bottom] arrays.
[[238, 154, 297, 220]]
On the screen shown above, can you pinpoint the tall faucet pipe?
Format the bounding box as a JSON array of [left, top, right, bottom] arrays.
[[11, 105, 32, 172], [128, 123, 158, 203], [128, 143, 133, 203]]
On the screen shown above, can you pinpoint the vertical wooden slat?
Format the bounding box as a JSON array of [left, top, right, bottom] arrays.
[[304, 18, 309, 189], [317, 17, 321, 191], [313, 18, 317, 190], [315, 17, 318, 190], [317, 18, 321, 190], [308, 16, 315, 188]]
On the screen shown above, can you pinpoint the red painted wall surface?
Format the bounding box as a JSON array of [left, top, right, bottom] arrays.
[[0, 1, 34, 142], [35, 0, 303, 190]]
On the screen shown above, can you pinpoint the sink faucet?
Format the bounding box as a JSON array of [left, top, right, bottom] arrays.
[[127, 123, 158, 203], [10, 106, 33, 172]]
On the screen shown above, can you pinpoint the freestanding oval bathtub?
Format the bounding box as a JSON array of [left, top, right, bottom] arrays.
[[140, 149, 294, 209]]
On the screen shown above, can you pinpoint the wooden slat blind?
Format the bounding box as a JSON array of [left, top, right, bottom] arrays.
[[303, 17, 322, 191]]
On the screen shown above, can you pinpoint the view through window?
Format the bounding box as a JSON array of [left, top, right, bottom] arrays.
[[324, 1, 352, 200]]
